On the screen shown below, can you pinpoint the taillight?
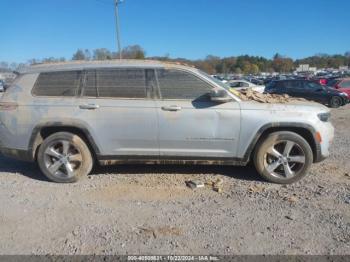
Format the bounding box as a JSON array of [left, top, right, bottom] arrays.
[[319, 79, 327, 85], [0, 102, 18, 111]]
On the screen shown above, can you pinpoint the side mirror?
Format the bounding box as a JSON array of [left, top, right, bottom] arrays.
[[210, 89, 233, 103]]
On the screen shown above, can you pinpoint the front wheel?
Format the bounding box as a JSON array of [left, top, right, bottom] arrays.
[[37, 132, 93, 183], [253, 131, 313, 184]]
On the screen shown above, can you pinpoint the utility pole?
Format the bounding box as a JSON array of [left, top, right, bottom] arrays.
[[114, 0, 123, 59]]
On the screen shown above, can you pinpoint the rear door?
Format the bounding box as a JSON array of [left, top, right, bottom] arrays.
[[78, 68, 158, 158], [155, 68, 240, 159]]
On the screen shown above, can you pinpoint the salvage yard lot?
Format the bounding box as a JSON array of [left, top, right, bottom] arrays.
[[0, 105, 349, 255]]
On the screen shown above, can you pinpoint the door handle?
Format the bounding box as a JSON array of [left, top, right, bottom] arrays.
[[79, 104, 100, 110], [161, 105, 182, 112]]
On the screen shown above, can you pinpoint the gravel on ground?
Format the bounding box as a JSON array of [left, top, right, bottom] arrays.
[[0, 105, 349, 255]]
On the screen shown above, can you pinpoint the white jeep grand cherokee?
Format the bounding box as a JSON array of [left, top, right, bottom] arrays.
[[0, 60, 334, 184]]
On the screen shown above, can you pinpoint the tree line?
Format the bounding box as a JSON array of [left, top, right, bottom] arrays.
[[1, 45, 349, 75]]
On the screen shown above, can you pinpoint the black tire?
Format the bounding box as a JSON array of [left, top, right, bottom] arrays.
[[329, 96, 342, 108], [253, 131, 313, 184], [37, 132, 93, 183]]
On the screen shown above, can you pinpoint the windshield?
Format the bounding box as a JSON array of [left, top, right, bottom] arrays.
[[327, 79, 339, 87]]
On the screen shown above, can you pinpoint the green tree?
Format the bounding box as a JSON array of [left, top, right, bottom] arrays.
[[234, 67, 242, 74], [250, 64, 259, 74], [72, 49, 86, 60], [242, 62, 251, 74], [93, 48, 112, 60], [121, 45, 146, 59]]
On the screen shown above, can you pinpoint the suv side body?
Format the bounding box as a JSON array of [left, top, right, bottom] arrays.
[[0, 62, 241, 163], [0, 61, 334, 184]]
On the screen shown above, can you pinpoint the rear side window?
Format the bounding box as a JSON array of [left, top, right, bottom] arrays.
[[157, 69, 213, 100], [84, 69, 147, 98], [286, 81, 303, 89], [275, 81, 287, 89], [33, 71, 81, 97]]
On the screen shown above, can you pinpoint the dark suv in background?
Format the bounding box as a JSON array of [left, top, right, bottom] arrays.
[[265, 80, 349, 108]]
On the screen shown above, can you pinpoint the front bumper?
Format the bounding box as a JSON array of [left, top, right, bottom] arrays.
[[314, 121, 334, 163]]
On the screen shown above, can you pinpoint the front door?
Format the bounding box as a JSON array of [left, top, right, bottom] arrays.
[[302, 81, 328, 104], [155, 69, 241, 159]]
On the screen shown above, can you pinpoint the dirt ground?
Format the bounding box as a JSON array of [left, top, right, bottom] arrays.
[[0, 105, 349, 256]]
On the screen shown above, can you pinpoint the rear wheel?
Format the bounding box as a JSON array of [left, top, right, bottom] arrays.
[[253, 131, 313, 184], [330, 96, 342, 108], [37, 132, 93, 183]]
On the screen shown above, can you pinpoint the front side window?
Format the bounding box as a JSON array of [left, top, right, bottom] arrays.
[[84, 68, 147, 99], [304, 81, 322, 90], [33, 71, 81, 97], [327, 79, 338, 87], [157, 69, 213, 100]]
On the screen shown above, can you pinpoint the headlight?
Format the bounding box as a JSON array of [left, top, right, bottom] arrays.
[[318, 112, 331, 122], [341, 92, 349, 97]]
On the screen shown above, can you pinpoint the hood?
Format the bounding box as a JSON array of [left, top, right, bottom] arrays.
[[239, 100, 329, 113]]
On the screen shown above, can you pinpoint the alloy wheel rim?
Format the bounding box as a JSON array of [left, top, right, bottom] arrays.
[[333, 97, 341, 107], [263, 140, 306, 180], [44, 140, 83, 179]]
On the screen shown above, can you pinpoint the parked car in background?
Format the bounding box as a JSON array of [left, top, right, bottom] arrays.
[[265, 80, 349, 108], [211, 75, 228, 84], [0, 61, 334, 184], [327, 78, 350, 97], [0, 80, 5, 92], [229, 80, 265, 93]]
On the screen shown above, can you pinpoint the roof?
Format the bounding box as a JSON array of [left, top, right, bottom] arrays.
[[18, 59, 196, 74]]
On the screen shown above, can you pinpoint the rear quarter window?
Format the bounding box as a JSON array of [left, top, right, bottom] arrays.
[[32, 71, 82, 97]]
